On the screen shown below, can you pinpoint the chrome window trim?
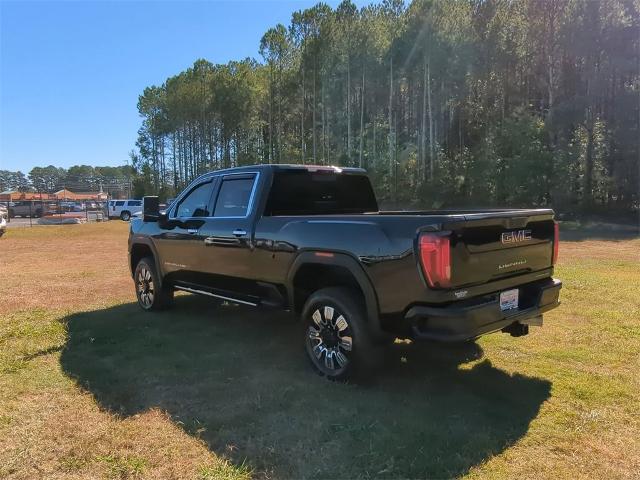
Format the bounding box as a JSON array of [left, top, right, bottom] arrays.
[[170, 171, 260, 221], [211, 172, 260, 219]]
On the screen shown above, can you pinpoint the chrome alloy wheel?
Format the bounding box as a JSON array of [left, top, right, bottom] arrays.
[[307, 305, 353, 372], [136, 266, 154, 308]]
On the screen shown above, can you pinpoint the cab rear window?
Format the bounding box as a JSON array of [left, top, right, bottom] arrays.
[[264, 170, 378, 215]]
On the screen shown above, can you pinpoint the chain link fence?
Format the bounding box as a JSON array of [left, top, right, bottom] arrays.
[[0, 199, 110, 227]]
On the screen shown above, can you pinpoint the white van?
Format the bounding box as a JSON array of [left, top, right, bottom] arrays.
[[107, 199, 143, 221]]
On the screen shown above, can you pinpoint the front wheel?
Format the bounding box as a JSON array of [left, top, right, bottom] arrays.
[[120, 211, 131, 221], [134, 257, 173, 311], [302, 287, 379, 381]]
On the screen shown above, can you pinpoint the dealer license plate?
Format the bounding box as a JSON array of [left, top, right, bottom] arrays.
[[500, 289, 519, 311]]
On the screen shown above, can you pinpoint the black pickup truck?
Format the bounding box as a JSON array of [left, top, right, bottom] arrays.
[[129, 164, 561, 379]]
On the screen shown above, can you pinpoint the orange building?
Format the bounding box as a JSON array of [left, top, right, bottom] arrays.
[[0, 190, 107, 202], [53, 189, 108, 201], [0, 191, 53, 202]]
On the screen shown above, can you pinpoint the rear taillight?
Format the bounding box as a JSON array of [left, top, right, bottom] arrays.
[[419, 233, 451, 288], [552, 221, 559, 265]]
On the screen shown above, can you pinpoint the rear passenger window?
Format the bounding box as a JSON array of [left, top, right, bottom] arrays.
[[115, 201, 125, 207], [213, 176, 255, 217], [175, 181, 214, 218]]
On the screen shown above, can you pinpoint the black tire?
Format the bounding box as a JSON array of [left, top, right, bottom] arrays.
[[302, 287, 379, 381], [134, 257, 173, 311], [120, 211, 131, 221]]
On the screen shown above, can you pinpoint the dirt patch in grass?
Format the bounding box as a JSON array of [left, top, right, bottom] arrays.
[[0, 222, 133, 314], [0, 223, 639, 479]]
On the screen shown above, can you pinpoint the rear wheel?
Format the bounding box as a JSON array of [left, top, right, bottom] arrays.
[[302, 287, 379, 380], [134, 257, 173, 311], [120, 211, 131, 221]]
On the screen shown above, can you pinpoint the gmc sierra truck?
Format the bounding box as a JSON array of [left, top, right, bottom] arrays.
[[129, 164, 562, 379]]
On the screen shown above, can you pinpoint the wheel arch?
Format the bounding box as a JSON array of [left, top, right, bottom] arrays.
[[129, 238, 164, 287], [286, 251, 383, 338]]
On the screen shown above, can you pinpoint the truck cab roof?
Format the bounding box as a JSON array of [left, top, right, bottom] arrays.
[[198, 164, 367, 176]]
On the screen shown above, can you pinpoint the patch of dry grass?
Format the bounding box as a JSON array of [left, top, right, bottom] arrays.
[[0, 223, 133, 314], [0, 222, 638, 479], [0, 223, 248, 480]]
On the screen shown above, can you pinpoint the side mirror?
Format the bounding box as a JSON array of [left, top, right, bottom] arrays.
[[158, 210, 168, 227], [143, 196, 159, 222]]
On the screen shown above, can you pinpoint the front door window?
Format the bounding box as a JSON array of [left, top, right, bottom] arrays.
[[175, 181, 214, 218]]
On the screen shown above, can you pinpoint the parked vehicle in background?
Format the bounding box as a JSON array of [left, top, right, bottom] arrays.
[[129, 164, 562, 380], [58, 201, 80, 212], [108, 199, 143, 221], [0, 205, 7, 237], [8, 201, 56, 218], [59, 201, 103, 213]]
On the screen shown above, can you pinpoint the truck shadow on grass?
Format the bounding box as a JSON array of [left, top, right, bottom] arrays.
[[60, 295, 551, 479]]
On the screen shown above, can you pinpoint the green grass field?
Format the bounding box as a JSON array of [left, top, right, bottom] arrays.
[[0, 223, 638, 479]]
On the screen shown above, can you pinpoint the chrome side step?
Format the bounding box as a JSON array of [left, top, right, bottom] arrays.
[[174, 285, 258, 307]]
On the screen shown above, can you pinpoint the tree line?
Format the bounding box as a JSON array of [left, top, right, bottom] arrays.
[[132, 0, 639, 214], [0, 165, 135, 198], [4, 0, 637, 214]]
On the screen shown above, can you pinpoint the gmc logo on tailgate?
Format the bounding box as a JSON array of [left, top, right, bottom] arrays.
[[501, 229, 532, 244]]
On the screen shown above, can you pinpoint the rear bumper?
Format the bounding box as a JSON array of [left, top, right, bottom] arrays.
[[405, 278, 562, 342]]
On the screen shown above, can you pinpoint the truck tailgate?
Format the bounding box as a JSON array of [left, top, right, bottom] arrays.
[[443, 210, 556, 288]]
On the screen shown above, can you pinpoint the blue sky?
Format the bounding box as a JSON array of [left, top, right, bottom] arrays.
[[0, 0, 361, 173]]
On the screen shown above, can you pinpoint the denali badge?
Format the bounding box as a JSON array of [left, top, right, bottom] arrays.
[[498, 259, 527, 270], [501, 229, 532, 244]]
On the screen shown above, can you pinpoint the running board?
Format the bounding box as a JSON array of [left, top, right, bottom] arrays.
[[174, 285, 258, 307]]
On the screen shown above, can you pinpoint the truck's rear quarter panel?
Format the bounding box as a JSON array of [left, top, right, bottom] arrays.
[[257, 209, 557, 317]]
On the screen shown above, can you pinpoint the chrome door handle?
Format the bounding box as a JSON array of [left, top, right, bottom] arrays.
[[232, 229, 247, 237], [187, 228, 198, 234]]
